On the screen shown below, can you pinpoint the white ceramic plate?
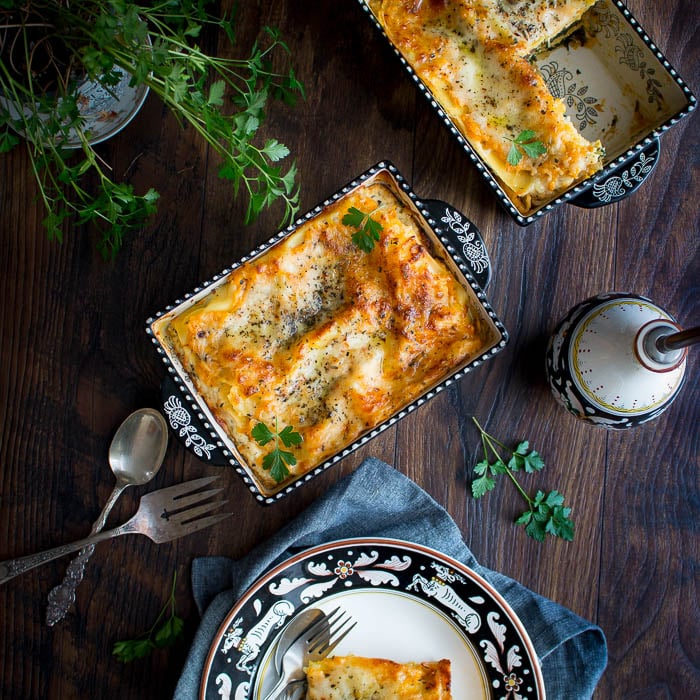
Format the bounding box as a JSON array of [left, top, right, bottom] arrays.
[[200, 538, 546, 700]]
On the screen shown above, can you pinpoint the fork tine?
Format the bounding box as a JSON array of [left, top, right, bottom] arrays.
[[165, 500, 228, 525], [145, 476, 220, 501], [307, 608, 352, 650], [168, 487, 224, 511], [308, 612, 355, 655], [159, 512, 234, 542], [305, 606, 341, 646], [317, 619, 357, 657]]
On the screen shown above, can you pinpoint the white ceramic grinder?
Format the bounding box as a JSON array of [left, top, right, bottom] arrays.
[[545, 292, 697, 429]]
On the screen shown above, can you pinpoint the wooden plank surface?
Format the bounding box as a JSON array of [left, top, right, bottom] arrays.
[[0, 1, 698, 698]]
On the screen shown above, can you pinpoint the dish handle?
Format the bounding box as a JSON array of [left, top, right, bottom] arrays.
[[569, 137, 660, 209], [420, 199, 492, 290], [160, 376, 229, 466]]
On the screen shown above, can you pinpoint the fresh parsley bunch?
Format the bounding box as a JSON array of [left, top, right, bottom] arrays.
[[252, 419, 303, 483], [0, 0, 304, 257], [470, 418, 575, 542]]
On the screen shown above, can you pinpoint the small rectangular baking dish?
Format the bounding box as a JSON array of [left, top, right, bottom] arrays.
[[359, 0, 696, 224], [146, 162, 508, 503]]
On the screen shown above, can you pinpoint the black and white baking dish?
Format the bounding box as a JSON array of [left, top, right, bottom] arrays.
[[359, 0, 696, 225], [146, 162, 508, 503]]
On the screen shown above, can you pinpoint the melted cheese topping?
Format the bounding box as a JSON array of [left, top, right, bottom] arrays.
[[368, 0, 603, 214], [306, 656, 452, 700], [155, 172, 492, 494]]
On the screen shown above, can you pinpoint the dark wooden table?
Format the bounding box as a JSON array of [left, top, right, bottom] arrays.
[[1, 2, 698, 698]]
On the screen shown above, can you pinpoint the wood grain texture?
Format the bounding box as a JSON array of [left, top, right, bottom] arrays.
[[0, 1, 698, 698]]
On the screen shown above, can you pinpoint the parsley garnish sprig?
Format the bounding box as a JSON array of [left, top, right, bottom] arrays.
[[112, 571, 184, 663], [252, 418, 303, 483], [342, 206, 383, 252], [470, 418, 574, 542], [505, 130, 547, 166]]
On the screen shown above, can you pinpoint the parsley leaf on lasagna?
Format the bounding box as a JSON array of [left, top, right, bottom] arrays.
[[252, 420, 303, 483], [342, 206, 383, 252], [506, 130, 547, 166]]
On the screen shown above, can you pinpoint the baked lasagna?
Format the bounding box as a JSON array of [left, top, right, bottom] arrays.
[[153, 171, 495, 495], [306, 656, 452, 699], [367, 0, 604, 214]]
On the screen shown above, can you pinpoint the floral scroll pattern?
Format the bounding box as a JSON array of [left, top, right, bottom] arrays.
[[269, 549, 411, 603], [440, 207, 489, 276], [163, 394, 216, 459], [540, 61, 600, 131], [481, 611, 528, 699], [592, 149, 656, 203]]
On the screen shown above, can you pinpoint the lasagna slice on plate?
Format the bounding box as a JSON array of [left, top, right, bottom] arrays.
[[305, 656, 452, 699]]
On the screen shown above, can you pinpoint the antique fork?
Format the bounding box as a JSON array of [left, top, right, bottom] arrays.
[[264, 606, 357, 700], [0, 476, 231, 585]]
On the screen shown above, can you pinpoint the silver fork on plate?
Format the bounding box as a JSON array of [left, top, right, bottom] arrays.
[[264, 607, 357, 700], [0, 476, 231, 585]]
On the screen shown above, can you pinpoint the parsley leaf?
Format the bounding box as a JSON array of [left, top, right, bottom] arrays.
[[508, 440, 545, 473], [262, 448, 296, 482], [262, 139, 291, 162], [278, 424, 304, 447], [251, 421, 275, 446], [506, 130, 547, 166], [253, 418, 303, 483], [516, 490, 575, 542], [469, 418, 575, 542], [342, 206, 383, 252], [207, 80, 226, 107], [112, 571, 184, 662], [0, 125, 19, 153], [471, 459, 497, 498]]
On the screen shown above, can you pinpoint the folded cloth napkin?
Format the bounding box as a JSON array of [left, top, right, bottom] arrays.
[[173, 457, 607, 699]]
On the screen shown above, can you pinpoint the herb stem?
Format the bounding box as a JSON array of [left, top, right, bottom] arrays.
[[472, 417, 533, 506], [468, 417, 574, 541], [167, 569, 178, 621]]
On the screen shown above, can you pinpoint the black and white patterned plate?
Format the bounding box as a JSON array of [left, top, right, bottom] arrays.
[[200, 538, 545, 700]]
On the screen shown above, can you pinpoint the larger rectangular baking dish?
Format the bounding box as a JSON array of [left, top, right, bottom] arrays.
[[147, 162, 508, 503], [360, 0, 696, 224]]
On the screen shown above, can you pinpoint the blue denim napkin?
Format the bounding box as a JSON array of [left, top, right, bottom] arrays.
[[173, 457, 607, 699]]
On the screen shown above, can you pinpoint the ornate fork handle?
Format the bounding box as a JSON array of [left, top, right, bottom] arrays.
[[45, 544, 97, 625], [0, 521, 137, 586], [45, 483, 127, 626]]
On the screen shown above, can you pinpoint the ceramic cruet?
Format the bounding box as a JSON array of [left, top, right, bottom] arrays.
[[545, 292, 692, 429]]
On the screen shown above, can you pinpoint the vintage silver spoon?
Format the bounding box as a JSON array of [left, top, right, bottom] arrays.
[[274, 608, 327, 674], [263, 607, 356, 700], [257, 608, 327, 699], [45, 408, 169, 626]]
